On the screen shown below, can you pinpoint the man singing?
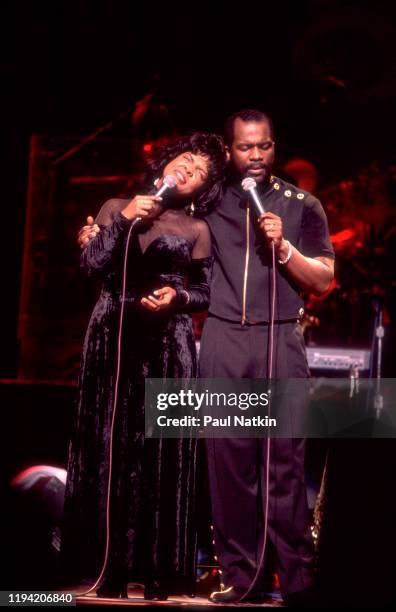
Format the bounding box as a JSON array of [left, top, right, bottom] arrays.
[[200, 109, 334, 605]]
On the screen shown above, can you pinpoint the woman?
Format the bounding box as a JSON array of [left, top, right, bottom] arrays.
[[61, 133, 226, 599]]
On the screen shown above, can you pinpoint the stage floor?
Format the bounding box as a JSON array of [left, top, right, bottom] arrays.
[[73, 586, 283, 607]]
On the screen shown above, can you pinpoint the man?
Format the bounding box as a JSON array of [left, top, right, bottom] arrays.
[[78, 109, 335, 604], [199, 109, 334, 605]]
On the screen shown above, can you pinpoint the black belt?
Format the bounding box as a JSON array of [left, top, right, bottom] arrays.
[[208, 314, 299, 325], [242, 318, 299, 326]]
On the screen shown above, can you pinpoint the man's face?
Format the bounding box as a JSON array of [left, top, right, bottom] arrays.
[[229, 118, 275, 183]]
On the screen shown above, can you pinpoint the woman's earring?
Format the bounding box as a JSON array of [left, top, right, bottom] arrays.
[[189, 201, 195, 216]]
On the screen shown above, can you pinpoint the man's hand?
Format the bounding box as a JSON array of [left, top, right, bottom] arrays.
[[258, 211, 334, 294], [140, 287, 177, 312], [257, 212, 283, 249], [78, 216, 100, 249]]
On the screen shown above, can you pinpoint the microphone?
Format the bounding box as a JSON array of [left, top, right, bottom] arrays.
[[134, 174, 177, 225], [155, 174, 177, 197], [241, 177, 265, 215]]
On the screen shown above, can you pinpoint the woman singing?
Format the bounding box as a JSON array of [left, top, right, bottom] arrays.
[[61, 133, 226, 600]]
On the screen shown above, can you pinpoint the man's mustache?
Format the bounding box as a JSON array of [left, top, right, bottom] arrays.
[[247, 164, 268, 170]]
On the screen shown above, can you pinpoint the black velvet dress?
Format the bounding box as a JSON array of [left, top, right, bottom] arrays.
[[61, 198, 212, 594]]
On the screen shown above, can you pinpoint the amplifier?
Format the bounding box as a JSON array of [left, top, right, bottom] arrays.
[[306, 347, 371, 371]]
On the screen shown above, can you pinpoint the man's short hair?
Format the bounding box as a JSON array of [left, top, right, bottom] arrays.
[[224, 109, 274, 146]]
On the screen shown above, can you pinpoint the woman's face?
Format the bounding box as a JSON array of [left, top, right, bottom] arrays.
[[163, 151, 210, 197]]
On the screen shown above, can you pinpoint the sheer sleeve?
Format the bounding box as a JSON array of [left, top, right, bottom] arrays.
[[191, 219, 212, 259], [80, 198, 132, 276], [94, 198, 127, 226], [173, 220, 213, 313]]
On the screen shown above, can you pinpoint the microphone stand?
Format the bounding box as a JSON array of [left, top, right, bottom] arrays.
[[364, 298, 385, 418], [365, 217, 385, 416], [373, 300, 385, 418]]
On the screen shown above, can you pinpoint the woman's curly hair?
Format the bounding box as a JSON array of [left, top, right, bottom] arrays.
[[142, 132, 227, 216]]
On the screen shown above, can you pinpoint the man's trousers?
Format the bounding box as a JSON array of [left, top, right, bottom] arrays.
[[199, 316, 314, 596]]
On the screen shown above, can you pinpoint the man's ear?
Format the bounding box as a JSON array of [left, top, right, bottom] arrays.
[[225, 146, 231, 162]]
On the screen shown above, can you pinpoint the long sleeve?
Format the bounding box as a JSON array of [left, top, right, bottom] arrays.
[[80, 202, 132, 276], [174, 256, 213, 313], [173, 217, 213, 313]]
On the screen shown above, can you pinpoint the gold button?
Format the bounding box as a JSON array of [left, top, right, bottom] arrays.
[[297, 193, 305, 199], [284, 190, 292, 197], [274, 182, 280, 190]]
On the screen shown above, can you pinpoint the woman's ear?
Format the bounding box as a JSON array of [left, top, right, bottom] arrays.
[[153, 177, 160, 187]]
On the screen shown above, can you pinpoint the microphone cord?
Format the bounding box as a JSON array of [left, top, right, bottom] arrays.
[[79, 217, 140, 597], [239, 238, 277, 603]]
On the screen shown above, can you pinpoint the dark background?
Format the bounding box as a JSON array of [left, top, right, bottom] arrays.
[[1, 2, 396, 600], [2, 0, 396, 376]]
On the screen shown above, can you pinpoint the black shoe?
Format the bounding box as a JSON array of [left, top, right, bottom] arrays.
[[209, 586, 269, 605], [144, 581, 169, 601], [96, 580, 128, 599], [209, 586, 247, 604]]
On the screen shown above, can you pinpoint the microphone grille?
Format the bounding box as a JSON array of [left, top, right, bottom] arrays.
[[241, 177, 257, 191], [163, 175, 177, 188]]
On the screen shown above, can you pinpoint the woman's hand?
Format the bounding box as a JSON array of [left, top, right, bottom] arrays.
[[121, 195, 163, 221], [140, 287, 177, 312]]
